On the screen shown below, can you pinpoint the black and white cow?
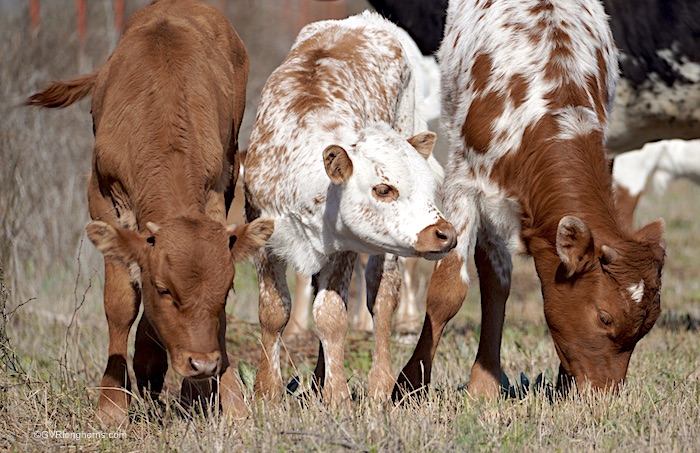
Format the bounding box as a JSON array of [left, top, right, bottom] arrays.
[[604, 0, 700, 153], [367, 0, 447, 56]]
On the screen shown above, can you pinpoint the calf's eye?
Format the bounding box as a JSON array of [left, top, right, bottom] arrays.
[[599, 312, 613, 326], [372, 184, 398, 201]]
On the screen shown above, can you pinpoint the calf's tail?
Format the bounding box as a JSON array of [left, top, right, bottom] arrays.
[[26, 71, 97, 108]]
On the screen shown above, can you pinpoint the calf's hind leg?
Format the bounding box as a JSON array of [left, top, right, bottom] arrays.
[[366, 253, 401, 400]]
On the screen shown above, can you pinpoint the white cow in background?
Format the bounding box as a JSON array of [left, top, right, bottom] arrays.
[[613, 139, 700, 226]]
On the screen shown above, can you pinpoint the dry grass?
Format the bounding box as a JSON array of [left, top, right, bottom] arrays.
[[1, 1, 699, 452]]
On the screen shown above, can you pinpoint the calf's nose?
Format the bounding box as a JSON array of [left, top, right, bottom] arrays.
[[415, 219, 457, 257], [188, 351, 222, 378]]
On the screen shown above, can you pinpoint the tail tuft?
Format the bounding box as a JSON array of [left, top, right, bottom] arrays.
[[27, 71, 97, 108]]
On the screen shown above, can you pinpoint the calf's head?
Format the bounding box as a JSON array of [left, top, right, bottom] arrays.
[[538, 216, 665, 392], [323, 125, 456, 259], [87, 216, 273, 379]]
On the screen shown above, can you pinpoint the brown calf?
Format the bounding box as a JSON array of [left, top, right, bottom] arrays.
[[28, 0, 272, 425], [395, 0, 665, 399]]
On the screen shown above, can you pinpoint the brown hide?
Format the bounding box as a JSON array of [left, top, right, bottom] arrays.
[[28, 0, 272, 425], [495, 115, 665, 391], [396, 0, 666, 400]]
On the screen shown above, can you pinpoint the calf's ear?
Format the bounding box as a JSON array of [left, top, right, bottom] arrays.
[[408, 131, 437, 159], [323, 145, 353, 185], [86, 220, 150, 265], [635, 217, 666, 260], [556, 216, 594, 278], [226, 218, 274, 262]]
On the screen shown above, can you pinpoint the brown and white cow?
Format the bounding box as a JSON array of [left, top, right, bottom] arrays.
[[245, 11, 456, 404], [28, 0, 273, 424], [367, 0, 700, 155], [395, 0, 666, 399]]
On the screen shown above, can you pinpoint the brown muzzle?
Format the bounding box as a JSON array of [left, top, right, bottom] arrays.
[[177, 350, 222, 379], [415, 219, 457, 258]]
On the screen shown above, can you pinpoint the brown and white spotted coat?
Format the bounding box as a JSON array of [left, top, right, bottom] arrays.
[[395, 0, 666, 399], [28, 0, 273, 425], [245, 11, 456, 404]]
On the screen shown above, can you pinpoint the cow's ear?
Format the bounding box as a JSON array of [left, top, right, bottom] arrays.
[[635, 218, 666, 246], [408, 131, 437, 159], [87, 221, 150, 265], [556, 216, 593, 278], [323, 145, 353, 185], [226, 218, 274, 263]]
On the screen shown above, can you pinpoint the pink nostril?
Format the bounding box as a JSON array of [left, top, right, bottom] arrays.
[[436, 229, 448, 241]]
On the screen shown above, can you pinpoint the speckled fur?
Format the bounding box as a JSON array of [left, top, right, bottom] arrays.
[[396, 0, 666, 399], [246, 12, 452, 403]]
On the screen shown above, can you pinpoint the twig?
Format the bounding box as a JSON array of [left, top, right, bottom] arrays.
[[279, 430, 359, 450], [60, 232, 95, 383], [6, 297, 35, 318]]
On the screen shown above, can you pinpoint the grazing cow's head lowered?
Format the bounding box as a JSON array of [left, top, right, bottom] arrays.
[[390, 0, 669, 401], [536, 214, 665, 391], [87, 217, 273, 379], [323, 125, 456, 260]]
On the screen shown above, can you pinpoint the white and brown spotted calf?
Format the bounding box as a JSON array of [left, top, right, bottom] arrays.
[[245, 11, 456, 404], [395, 0, 666, 399]]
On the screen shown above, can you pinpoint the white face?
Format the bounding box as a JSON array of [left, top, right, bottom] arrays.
[[330, 126, 449, 258]]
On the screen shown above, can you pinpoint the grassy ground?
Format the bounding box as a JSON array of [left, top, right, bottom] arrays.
[[1, 1, 699, 451]]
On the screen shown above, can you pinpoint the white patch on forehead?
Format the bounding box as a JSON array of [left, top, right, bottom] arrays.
[[627, 279, 645, 304], [355, 126, 431, 192]]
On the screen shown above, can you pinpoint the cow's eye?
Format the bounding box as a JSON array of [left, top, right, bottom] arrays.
[[372, 184, 398, 201], [599, 312, 613, 327], [157, 286, 171, 297]]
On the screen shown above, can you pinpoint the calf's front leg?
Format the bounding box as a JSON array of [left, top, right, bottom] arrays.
[[467, 229, 511, 398], [98, 260, 140, 426], [393, 250, 468, 400], [253, 250, 291, 401], [133, 314, 167, 402], [312, 251, 356, 405]]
